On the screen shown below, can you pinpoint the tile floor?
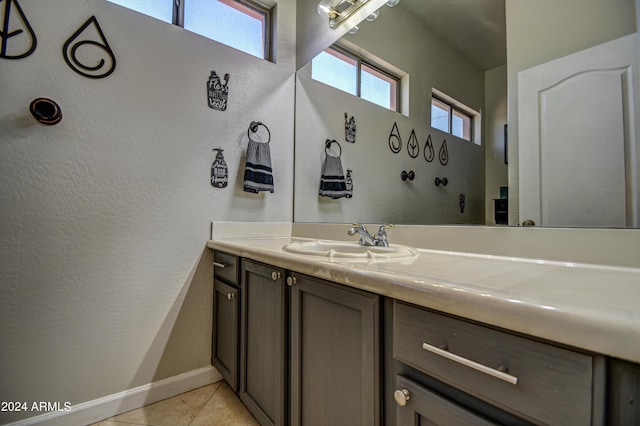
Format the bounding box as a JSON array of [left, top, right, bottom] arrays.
[[90, 381, 258, 426]]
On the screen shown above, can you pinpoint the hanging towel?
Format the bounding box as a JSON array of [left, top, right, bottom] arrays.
[[319, 153, 349, 199], [243, 139, 274, 193]]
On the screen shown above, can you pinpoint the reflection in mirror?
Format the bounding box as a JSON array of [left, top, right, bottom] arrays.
[[294, 0, 639, 227], [295, 0, 496, 225]]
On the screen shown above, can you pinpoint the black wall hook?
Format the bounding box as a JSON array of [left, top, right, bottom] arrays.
[[401, 170, 415, 181], [30, 98, 62, 125], [435, 177, 448, 187]]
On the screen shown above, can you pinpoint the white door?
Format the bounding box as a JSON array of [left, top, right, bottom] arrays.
[[518, 34, 639, 228]]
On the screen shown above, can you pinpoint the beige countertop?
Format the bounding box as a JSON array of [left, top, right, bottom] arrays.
[[207, 232, 640, 364]]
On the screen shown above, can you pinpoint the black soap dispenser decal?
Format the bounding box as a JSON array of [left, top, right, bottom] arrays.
[[211, 148, 228, 188], [345, 113, 356, 143]]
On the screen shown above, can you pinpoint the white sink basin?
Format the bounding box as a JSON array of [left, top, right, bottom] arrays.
[[282, 240, 418, 260]]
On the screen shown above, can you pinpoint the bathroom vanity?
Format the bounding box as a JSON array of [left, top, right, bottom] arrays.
[[207, 225, 640, 425]]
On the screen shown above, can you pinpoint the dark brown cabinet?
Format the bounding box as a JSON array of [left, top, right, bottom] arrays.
[[391, 301, 606, 425], [494, 198, 508, 225], [289, 272, 381, 426], [211, 252, 240, 391], [240, 259, 287, 426], [212, 251, 640, 426]]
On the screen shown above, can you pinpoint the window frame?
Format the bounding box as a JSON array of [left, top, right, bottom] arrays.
[[314, 45, 400, 112], [111, 0, 274, 61]]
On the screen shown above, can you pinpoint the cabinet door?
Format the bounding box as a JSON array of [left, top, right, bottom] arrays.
[[240, 260, 286, 426], [289, 273, 380, 426], [212, 279, 239, 391], [395, 375, 498, 426]]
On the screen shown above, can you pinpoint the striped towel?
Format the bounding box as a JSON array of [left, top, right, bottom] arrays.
[[319, 153, 349, 199], [243, 139, 274, 193]]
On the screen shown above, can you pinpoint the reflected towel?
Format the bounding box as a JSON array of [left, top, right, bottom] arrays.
[[243, 139, 274, 193], [319, 154, 349, 199]]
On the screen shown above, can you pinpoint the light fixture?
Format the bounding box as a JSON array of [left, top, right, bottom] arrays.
[[318, 0, 371, 29], [317, 0, 340, 19], [365, 9, 379, 21], [347, 24, 359, 34], [385, 0, 400, 7]]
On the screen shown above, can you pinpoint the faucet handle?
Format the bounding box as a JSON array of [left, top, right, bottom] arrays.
[[377, 224, 394, 233]]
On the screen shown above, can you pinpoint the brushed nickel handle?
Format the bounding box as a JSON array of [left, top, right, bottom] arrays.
[[213, 262, 226, 268], [287, 276, 297, 286], [271, 271, 281, 280], [226, 292, 235, 300], [394, 388, 411, 406], [422, 342, 519, 385]]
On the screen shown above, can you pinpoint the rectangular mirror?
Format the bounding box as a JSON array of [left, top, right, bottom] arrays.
[[294, 0, 639, 227]]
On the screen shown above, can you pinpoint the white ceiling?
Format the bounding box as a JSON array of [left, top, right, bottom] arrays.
[[397, 0, 506, 70]]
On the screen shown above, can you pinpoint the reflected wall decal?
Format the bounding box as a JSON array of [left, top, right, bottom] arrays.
[[0, 0, 37, 59], [439, 139, 449, 165], [63, 16, 116, 79], [344, 112, 356, 143], [424, 134, 434, 162], [407, 129, 419, 158]]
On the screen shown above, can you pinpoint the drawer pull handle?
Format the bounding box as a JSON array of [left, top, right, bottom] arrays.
[[393, 388, 411, 406], [213, 262, 227, 268], [226, 292, 235, 300], [422, 342, 519, 385], [271, 271, 281, 280], [287, 276, 297, 286]]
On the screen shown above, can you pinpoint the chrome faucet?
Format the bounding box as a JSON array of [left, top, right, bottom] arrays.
[[348, 223, 393, 247]]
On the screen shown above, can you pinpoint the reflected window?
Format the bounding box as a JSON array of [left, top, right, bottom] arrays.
[[107, 0, 273, 61], [361, 63, 397, 111], [431, 97, 450, 133], [312, 46, 399, 111], [431, 93, 476, 144], [311, 48, 358, 95], [452, 109, 471, 141]]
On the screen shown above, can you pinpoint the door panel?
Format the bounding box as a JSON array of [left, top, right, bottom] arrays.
[[240, 260, 286, 426], [518, 34, 639, 227], [289, 273, 380, 426], [212, 279, 240, 391]]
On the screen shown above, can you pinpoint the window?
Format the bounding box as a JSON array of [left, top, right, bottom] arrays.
[[430, 91, 477, 144], [311, 46, 399, 111], [108, 0, 272, 61]]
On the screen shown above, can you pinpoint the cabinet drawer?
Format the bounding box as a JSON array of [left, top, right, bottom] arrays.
[[394, 375, 498, 426], [213, 251, 238, 284], [393, 301, 595, 425]]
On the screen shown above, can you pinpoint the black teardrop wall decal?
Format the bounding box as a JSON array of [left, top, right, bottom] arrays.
[[0, 0, 37, 59], [424, 134, 434, 162], [63, 16, 116, 79], [407, 129, 419, 158], [388, 122, 402, 153], [439, 139, 449, 165]]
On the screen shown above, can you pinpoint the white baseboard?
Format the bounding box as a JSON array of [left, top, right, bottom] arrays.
[[7, 366, 223, 426]]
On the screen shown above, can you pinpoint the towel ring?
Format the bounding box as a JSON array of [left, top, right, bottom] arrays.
[[248, 121, 271, 143], [325, 139, 342, 157]]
